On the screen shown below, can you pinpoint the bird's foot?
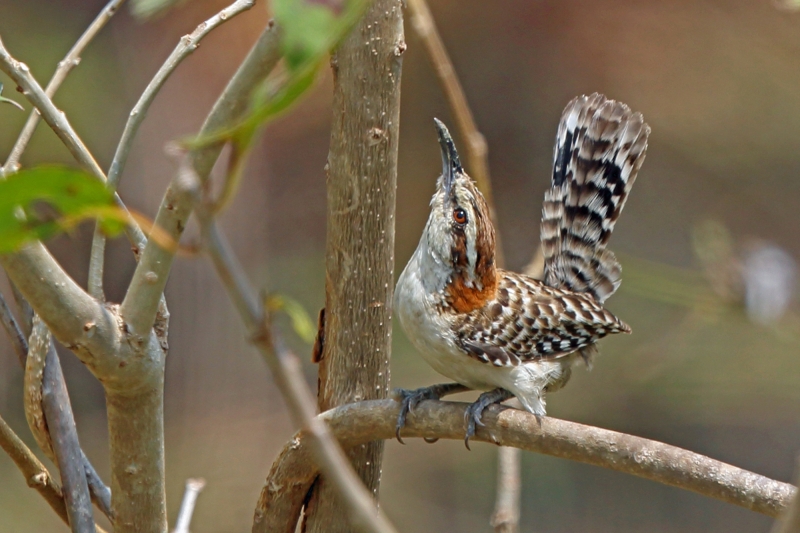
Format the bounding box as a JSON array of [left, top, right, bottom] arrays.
[[393, 383, 468, 444], [464, 388, 513, 450]]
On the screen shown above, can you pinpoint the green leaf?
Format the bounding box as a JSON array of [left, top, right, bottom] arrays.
[[266, 294, 317, 344], [130, 0, 189, 19], [0, 166, 127, 253], [0, 82, 24, 111]]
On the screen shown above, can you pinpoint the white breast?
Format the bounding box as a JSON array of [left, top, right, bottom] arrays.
[[395, 231, 572, 416]]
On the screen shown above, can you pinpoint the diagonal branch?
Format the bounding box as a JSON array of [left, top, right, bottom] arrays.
[[1, 0, 127, 176], [119, 19, 282, 337], [257, 399, 796, 531], [0, 414, 110, 533], [88, 0, 256, 299], [197, 216, 397, 533], [1, 244, 116, 360], [0, 34, 147, 251]]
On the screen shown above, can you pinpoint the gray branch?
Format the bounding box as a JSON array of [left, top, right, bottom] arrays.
[[1, 0, 127, 176], [256, 399, 796, 532]]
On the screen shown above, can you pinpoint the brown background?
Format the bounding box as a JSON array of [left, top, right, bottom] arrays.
[[1, 0, 800, 531]]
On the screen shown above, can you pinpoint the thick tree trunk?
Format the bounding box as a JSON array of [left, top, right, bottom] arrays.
[[305, 2, 404, 532]]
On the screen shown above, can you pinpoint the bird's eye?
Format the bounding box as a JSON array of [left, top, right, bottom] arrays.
[[453, 207, 467, 225]]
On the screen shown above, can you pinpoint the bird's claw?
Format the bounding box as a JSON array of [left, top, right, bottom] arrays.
[[393, 383, 466, 444], [463, 388, 513, 450]]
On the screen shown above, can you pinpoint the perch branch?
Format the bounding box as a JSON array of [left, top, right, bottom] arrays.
[[1, 0, 127, 175], [773, 456, 800, 533], [256, 399, 796, 531]]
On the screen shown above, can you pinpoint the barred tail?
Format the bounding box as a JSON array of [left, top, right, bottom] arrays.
[[540, 93, 650, 303]]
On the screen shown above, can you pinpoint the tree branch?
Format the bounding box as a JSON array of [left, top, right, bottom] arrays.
[[773, 456, 800, 533], [0, 290, 27, 366], [118, 18, 281, 338], [256, 399, 796, 531], [1, 244, 117, 363], [1, 290, 113, 519], [0, 414, 110, 533], [194, 217, 397, 533], [89, 0, 256, 299], [0, 33, 148, 250], [42, 341, 95, 533], [1, 0, 127, 176]]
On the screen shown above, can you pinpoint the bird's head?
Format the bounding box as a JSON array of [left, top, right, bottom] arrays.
[[424, 119, 497, 312]]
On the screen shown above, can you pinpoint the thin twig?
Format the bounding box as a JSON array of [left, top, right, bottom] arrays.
[[197, 217, 397, 533], [256, 399, 797, 532], [1, 289, 113, 519], [492, 409, 521, 533], [42, 342, 95, 533], [1, 0, 127, 176], [0, 415, 110, 533], [0, 290, 28, 366], [108, 0, 255, 189], [172, 478, 206, 533], [0, 34, 149, 251], [120, 19, 282, 339], [406, 0, 503, 261], [88, 0, 256, 299]]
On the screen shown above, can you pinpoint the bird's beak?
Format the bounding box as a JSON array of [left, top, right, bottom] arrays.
[[434, 118, 463, 202]]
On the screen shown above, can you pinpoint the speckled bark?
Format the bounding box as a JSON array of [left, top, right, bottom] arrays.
[[305, 2, 404, 532]]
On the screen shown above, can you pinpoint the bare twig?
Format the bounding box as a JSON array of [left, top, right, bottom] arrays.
[[0, 414, 69, 524], [120, 19, 282, 339], [1, 0, 127, 176], [89, 0, 256, 299], [0, 290, 28, 366], [197, 219, 397, 533], [172, 478, 206, 533], [256, 400, 797, 531], [1, 289, 113, 518], [0, 415, 110, 533], [0, 34, 150, 252], [405, 0, 502, 259], [42, 342, 95, 533], [108, 0, 255, 189], [492, 411, 521, 533]]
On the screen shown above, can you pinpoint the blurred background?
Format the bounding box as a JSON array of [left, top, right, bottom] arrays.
[[2, 0, 800, 531]]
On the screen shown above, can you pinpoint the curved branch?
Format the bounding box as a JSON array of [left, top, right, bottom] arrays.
[[256, 399, 796, 532]]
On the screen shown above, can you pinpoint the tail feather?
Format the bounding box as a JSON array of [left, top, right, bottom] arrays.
[[541, 93, 650, 303]]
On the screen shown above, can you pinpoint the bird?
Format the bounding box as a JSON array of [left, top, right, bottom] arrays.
[[393, 93, 650, 447]]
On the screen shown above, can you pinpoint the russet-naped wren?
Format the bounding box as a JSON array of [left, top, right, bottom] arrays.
[[394, 93, 650, 447]]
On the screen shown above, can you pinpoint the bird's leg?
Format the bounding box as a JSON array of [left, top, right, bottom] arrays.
[[464, 388, 513, 450], [393, 383, 469, 443]]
